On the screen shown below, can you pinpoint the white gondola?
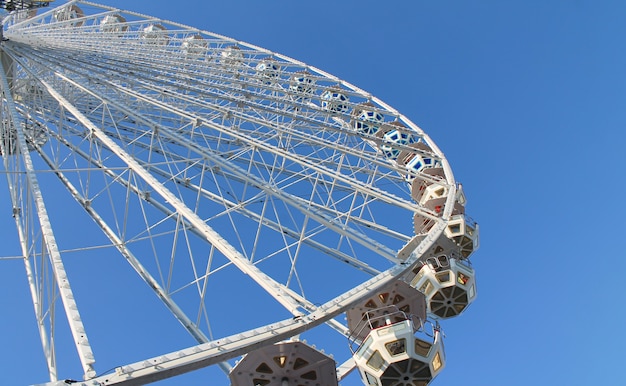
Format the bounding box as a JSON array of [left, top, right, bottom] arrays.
[[53, 4, 83, 27], [181, 35, 207, 57], [402, 142, 441, 183], [100, 14, 127, 36], [413, 211, 437, 235], [230, 341, 338, 386], [353, 102, 384, 135], [415, 180, 479, 258], [289, 71, 314, 100], [346, 280, 427, 342], [255, 58, 280, 84], [140, 24, 168, 46], [419, 183, 466, 207], [420, 183, 466, 217], [406, 153, 441, 176], [410, 167, 446, 202], [380, 123, 416, 160], [445, 214, 480, 258], [221, 45, 244, 65], [381, 129, 415, 160], [411, 255, 477, 319], [351, 308, 445, 386], [321, 87, 349, 113]]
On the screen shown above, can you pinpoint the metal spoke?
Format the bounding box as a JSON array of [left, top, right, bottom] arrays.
[[0, 2, 473, 385]]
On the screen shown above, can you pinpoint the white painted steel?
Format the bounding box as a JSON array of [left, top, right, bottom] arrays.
[[0, 1, 461, 384], [0, 50, 96, 380]]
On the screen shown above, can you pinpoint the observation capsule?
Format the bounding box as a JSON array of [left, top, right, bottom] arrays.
[[255, 58, 280, 84], [411, 255, 476, 319], [351, 308, 445, 386], [289, 71, 314, 96], [403, 143, 442, 181], [100, 14, 127, 36], [380, 124, 416, 160], [419, 183, 466, 217], [54, 4, 84, 26], [230, 341, 338, 386], [181, 35, 207, 57], [346, 281, 426, 343], [141, 24, 168, 45], [221, 45, 244, 65], [410, 168, 446, 203], [321, 87, 349, 113], [445, 214, 480, 258], [414, 180, 479, 257], [352, 102, 384, 136]]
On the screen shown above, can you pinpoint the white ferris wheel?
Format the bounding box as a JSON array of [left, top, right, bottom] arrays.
[[0, 1, 480, 385]]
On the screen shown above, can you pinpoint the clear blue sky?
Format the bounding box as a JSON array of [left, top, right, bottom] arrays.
[[1, 1, 625, 385]]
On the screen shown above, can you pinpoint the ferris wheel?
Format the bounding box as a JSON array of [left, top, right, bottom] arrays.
[[0, 1, 480, 385]]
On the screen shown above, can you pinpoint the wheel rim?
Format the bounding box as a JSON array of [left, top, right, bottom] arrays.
[[0, 2, 461, 384]]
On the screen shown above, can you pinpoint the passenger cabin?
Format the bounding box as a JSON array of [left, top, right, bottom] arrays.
[[419, 183, 466, 217], [445, 214, 480, 258], [352, 102, 384, 136], [230, 341, 338, 386], [255, 59, 280, 84], [321, 87, 349, 113], [411, 255, 476, 319], [289, 71, 313, 92], [380, 128, 416, 160], [351, 308, 445, 386], [221, 45, 244, 65], [410, 168, 446, 203], [53, 4, 83, 27], [100, 14, 127, 36], [141, 24, 168, 46], [346, 281, 426, 343], [181, 35, 207, 57]]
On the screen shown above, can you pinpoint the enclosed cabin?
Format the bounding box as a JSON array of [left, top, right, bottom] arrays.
[[140, 24, 169, 46], [400, 142, 442, 183], [409, 166, 445, 204], [320, 86, 350, 113], [410, 254, 476, 319], [53, 4, 83, 27], [409, 166, 445, 235], [352, 102, 384, 136], [221, 45, 245, 66], [346, 280, 427, 342], [350, 306, 445, 386], [288, 71, 314, 102], [412, 181, 479, 259], [229, 340, 338, 386], [100, 14, 127, 36], [255, 58, 280, 84], [445, 213, 479, 259], [378, 121, 417, 161], [181, 35, 207, 58], [419, 182, 479, 258], [419, 182, 466, 217]]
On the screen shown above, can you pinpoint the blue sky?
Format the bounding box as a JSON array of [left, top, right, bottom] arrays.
[[1, 1, 626, 385]]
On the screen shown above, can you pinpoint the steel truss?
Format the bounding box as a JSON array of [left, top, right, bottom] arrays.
[[0, 1, 458, 384]]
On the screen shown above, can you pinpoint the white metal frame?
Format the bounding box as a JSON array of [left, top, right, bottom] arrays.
[[0, 1, 460, 385]]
